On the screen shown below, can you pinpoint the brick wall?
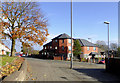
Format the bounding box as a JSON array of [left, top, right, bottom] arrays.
[[105, 58, 120, 74], [52, 39, 59, 55], [81, 46, 98, 55], [81, 46, 98, 58], [54, 56, 63, 60]]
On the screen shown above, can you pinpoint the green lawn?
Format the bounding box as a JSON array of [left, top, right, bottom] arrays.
[[0, 55, 18, 66]]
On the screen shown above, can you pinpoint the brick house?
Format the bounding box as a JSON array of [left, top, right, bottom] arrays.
[[39, 33, 98, 60], [39, 33, 73, 60], [74, 39, 98, 59]]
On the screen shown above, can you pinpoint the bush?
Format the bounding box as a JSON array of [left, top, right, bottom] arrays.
[[81, 58, 86, 62], [6, 52, 10, 56]]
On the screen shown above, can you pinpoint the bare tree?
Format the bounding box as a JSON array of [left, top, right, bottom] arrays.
[[96, 40, 107, 51], [110, 43, 117, 51]]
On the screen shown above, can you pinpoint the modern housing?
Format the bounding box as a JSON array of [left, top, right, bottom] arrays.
[[39, 33, 98, 60]]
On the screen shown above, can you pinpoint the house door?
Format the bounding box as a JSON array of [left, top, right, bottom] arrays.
[[2, 50, 5, 55]]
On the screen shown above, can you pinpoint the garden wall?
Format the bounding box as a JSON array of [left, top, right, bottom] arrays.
[[105, 57, 120, 74]]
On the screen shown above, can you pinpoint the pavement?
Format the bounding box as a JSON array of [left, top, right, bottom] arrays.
[[25, 57, 120, 82]]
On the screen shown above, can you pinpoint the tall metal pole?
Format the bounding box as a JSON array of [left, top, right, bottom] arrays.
[[70, 0, 73, 69], [108, 24, 109, 59], [104, 21, 110, 71]]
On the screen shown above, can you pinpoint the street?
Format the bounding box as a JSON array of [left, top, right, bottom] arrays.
[[25, 57, 120, 82]]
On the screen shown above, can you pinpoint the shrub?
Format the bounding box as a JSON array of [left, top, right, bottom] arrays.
[[6, 52, 10, 56]]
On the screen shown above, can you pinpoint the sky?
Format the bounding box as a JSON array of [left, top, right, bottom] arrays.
[[35, 2, 118, 50], [2, 2, 118, 52]]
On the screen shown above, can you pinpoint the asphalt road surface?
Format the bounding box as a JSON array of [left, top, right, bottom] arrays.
[[25, 57, 120, 82]]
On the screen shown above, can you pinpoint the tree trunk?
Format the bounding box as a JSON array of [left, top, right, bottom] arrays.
[[10, 38, 15, 57]]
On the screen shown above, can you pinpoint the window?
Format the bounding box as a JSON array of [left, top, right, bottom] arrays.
[[55, 40, 57, 42], [62, 46, 64, 51], [67, 53, 71, 60], [50, 46, 52, 49], [45, 52, 46, 55], [68, 39, 71, 43], [87, 47, 89, 51], [42, 53, 43, 55], [55, 46, 57, 49], [68, 46, 71, 51], [93, 47, 96, 50], [69, 54, 71, 57], [45, 46, 46, 49], [62, 39, 64, 43]]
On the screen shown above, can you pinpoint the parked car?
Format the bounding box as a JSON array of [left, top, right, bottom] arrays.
[[22, 54, 26, 56], [99, 59, 105, 64]]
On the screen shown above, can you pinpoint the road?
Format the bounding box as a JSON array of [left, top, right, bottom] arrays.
[[25, 57, 120, 82]]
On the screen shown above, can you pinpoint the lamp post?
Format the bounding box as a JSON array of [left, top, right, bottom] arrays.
[[104, 21, 110, 71], [70, 0, 73, 69], [88, 38, 92, 43], [104, 21, 110, 58]]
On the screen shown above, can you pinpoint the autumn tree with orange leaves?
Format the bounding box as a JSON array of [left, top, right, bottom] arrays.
[[0, 2, 49, 56]]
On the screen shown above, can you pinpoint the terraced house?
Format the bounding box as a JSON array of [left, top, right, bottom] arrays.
[[39, 33, 98, 60]]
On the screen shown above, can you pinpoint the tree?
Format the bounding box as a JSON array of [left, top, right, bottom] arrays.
[[73, 40, 82, 56], [96, 40, 107, 51], [110, 43, 117, 51], [117, 47, 120, 57], [22, 42, 32, 54], [32, 50, 39, 55], [0, 2, 49, 56]]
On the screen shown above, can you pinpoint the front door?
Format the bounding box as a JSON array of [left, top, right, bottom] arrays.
[[2, 50, 5, 55]]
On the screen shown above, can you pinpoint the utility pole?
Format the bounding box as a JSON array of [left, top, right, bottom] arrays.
[[70, 0, 73, 69]]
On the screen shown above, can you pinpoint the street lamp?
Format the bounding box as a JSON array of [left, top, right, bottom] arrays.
[[104, 21, 110, 58], [104, 21, 110, 71], [88, 38, 92, 43], [70, 0, 73, 69]]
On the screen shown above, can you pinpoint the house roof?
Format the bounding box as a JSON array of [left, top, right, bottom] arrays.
[[75, 39, 97, 47], [44, 41, 52, 46], [52, 33, 71, 40]]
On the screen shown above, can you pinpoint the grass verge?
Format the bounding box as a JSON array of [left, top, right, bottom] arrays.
[[0, 55, 24, 79], [0, 55, 18, 67]]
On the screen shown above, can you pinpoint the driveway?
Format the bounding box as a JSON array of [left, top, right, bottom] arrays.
[[25, 57, 120, 82]]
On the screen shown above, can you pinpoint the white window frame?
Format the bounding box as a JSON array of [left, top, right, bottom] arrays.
[[68, 46, 71, 51], [55, 46, 57, 49], [93, 47, 96, 51], [68, 39, 71, 43], [45, 52, 46, 55], [45, 46, 46, 49], [87, 47, 89, 51]]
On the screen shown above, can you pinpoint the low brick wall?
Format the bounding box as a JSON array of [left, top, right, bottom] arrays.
[[54, 56, 63, 60], [105, 57, 120, 74]]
